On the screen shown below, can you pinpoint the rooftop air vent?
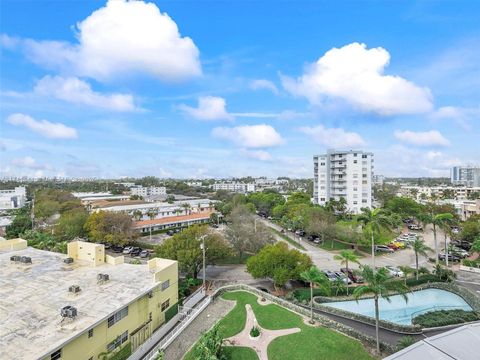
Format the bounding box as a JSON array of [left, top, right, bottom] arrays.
[[10, 255, 21, 262], [64, 257, 74, 264], [97, 273, 110, 283], [69, 285, 81, 294], [60, 306, 78, 319], [20, 256, 32, 264]]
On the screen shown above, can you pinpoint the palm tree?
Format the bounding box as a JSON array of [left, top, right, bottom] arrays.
[[411, 238, 432, 280], [332, 276, 346, 296], [181, 203, 191, 215], [358, 208, 393, 268], [418, 212, 454, 264], [334, 250, 360, 295], [146, 209, 158, 241], [132, 210, 143, 221], [398, 266, 413, 285], [438, 214, 455, 266], [300, 266, 331, 324], [353, 266, 409, 354]]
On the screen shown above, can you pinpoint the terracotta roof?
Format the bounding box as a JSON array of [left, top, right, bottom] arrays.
[[133, 211, 213, 228]]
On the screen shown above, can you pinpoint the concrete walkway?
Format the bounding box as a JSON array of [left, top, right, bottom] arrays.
[[225, 304, 300, 360], [163, 298, 234, 360]]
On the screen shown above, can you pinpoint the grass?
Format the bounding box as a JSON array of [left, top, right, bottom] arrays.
[[216, 253, 252, 265], [186, 290, 373, 360], [318, 238, 352, 251], [224, 346, 258, 360], [268, 227, 306, 251]]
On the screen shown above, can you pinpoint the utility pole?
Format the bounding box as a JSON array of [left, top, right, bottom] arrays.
[[31, 192, 35, 231], [198, 235, 207, 290]]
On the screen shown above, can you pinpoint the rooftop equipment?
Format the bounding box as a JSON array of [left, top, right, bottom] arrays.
[[63, 257, 74, 264], [97, 273, 110, 283], [68, 285, 81, 294], [60, 306, 77, 319]]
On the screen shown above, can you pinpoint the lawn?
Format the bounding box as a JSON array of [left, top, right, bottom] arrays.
[[187, 290, 373, 360]]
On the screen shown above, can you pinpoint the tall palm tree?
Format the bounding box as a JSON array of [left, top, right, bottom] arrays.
[[353, 266, 409, 354], [334, 250, 360, 295], [398, 266, 413, 285], [437, 214, 455, 266], [418, 212, 454, 264], [411, 238, 432, 280], [147, 209, 158, 241], [132, 210, 143, 221], [300, 266, 331, 324], [181, 203, 191, 215], [358, 208, 393, 268]]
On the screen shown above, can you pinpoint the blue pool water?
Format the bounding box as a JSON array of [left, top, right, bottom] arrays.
[[323, 288, 472, 325]]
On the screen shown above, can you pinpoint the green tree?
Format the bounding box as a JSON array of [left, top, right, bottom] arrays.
[[411, 238, 432, 280], [384, 197, 423, 218], [459, 218, 480, 242], [246, 242, 312, 290], [353, 266, 409, 354], [84, 211, 136, 245], [398, 266, 414, 285], [418, 211, 454, 264], [55, 208, 89, 241], [333, 250, 360, 295], [471, 236, 480, 253], [358, 208, 393, 267], [193, 324, 226, 360], [6, 213, 32, 239], [156, 225, 231, 278], [132, 210, 143, 221], [300, 266, 331, 323]]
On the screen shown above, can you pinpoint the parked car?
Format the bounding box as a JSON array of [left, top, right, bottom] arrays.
[[439, 253, 461, 262], [451, 226, 460, 234], [112, 245, 124, 253], [447, 246, 469, 258], [385, 266, 404, 277], [102, 242, 111, 249], [313, 238, 321, 244], [322, 270, 337, 282], [451, 240, 471, 251], [340, 268, 364, 283], [403, 218, 414, 224], [139, 249, 150, 258], [130, 247, 142, 256], [123, 246, 134, 254], [375, 245, 394, 253], [167, 230, 175, 236], [388, 243, 400, 251], [408, 224, 422, 230], [392, 241, 406, 249], [333, 271, 352, 284]]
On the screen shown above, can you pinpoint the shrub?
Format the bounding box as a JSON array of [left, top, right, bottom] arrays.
[[192, 324, 226, 360], [250, 326, 260, 337], [397, 336, 415, 350], [412, 309, 479, 328], [463, 259, 480, 268]]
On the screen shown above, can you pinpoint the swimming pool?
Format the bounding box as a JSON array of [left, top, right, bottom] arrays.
[[322, 288, 473, 325]]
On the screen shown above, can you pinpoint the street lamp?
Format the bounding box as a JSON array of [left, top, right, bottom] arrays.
[[198, 234, 207, 290]]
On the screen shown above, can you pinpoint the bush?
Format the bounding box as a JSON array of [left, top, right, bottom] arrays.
[[250, 326, 260, 337], [293, 286, 354, 301], [192, 324, 226, 360], [165, 302, 179, 322], [412, 309, 479, 328], [463, 259, 480, 268], [397, 336, 415, 350]]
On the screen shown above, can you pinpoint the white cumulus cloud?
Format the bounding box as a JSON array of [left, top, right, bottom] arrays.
[[394, 130, 450, 147], [11, 156, 51, 170], [178, 96, 234, 121], [6, 113, 78, 139], [250, 79, 279, 94], [34, 75, 137, 111], [212, 124, 284, 148], [299, 125, 366, 148], [241, 149, 272, 161], [282, 42, 433, 115], [20, 0, 201, 82]]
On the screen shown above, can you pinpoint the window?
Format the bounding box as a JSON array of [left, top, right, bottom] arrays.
[[362, 154, 367, 158], [353, 201, 358, 205], [320, 198, 325, 201], [320, 162, 325, 166], [353, 153, 357, 157], [362, 181, 368, 185], [161, 279, 170, 291], [353, 160, 357, 164], [353, 187, 358, 191], [51, 349, 62, 360], [362, 174, 367, 178], [107, 306, 128, 328], [362, 199, 368, 203], [88, 329, 94, 338], [161, 299, 170, 312], [107, 331, 128, 352], [353, 174, 358, 178], [353, 194, 358, 198]]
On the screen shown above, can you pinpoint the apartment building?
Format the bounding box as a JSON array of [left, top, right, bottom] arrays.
[[0, 186, 27, 209], [451, 166, 480, 187], [130, 186, 167, 197], [211, 182, 256, 193], [372, 174, 385, 186], [398, 185, 480, 201], [313, 150, 373, 214], [0, 239, 178, 360]]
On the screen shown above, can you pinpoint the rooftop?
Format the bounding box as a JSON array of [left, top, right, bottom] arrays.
[[133, 211, 213, 228], [0, 246, 173, 360]]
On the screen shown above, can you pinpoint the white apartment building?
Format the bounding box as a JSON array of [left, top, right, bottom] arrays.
[[211, 182, 256, 193], [130, 186, 166, 197], [372, 174, 385, 186], [313, 150, 373, 214], [0, 186, 27, 210], [398, 185, 480, 201], [451, 166, 480, 187]]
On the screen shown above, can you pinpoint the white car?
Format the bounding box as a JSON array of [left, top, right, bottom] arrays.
[[122, 246, 134, 254], [385, 266, 404, 277]]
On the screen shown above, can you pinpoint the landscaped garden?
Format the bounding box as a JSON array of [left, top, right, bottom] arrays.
[[185, 290, 373, 360]]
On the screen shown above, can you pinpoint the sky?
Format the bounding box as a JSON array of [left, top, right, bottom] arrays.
[[0, 0, 479, 179]]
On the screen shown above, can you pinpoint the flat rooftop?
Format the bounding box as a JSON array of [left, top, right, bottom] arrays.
[[0, 247, 168, 360]]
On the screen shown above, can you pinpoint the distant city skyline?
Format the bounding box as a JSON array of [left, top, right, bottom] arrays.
[[1, 0, 479, 179]]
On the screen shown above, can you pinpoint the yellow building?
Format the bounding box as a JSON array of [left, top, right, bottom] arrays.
[[0, 240, 178, 360]]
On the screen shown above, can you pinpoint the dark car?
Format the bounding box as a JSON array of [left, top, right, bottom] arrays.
[[130, 247, 142, 256], [322, 270, 337, 282], [139, 249, 150, 258], [451, 240, 471, 251], [340, 268, 364, 283], [167, 230, 175, 236], [439, 253, 461, 262], [112, 245, 124, 253]]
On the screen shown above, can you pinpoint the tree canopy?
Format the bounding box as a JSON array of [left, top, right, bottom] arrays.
[[83, 211, 135, 245]]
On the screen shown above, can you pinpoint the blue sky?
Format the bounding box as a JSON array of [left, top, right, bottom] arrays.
[[1, 0, 479, 179]]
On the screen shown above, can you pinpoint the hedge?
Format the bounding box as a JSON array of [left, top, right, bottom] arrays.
[[165, 302, 179, 322], [412, 309, 479, 328]]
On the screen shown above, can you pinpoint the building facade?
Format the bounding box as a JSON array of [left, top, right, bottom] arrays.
[[130, 186, 167, 197], [0, 240, 178, 360], [451, 166, 480, 187], [313, 150, 373, 214], [0, 186, 27, 210], [211, 182, 256, 193]]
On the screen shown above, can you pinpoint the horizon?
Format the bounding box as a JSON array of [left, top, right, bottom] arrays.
[[1, 0, 479, 179]]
